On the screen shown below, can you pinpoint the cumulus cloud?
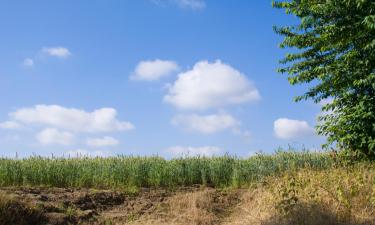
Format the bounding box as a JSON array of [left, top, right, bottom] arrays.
[[21, 46, 70, 67], [36, 128, 74, 146], [171, 113, 239, 134], [86, 136, 119, 147], [0, 121, 23, 130], [42, 47, 71, 58], [274, 118, 315, 139], [22, 58, 34, 67], [164, 60, 260, 110], [9, 105, 134, 133], [166, 146, 222, 157], [65, 149, 110, 158], [131, 59, 179, 81]]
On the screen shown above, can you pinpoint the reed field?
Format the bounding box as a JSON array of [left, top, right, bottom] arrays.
[[0, 151, 333, 189]]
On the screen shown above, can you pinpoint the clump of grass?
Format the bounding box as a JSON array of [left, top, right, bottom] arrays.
[[0, 151, 333, 189]]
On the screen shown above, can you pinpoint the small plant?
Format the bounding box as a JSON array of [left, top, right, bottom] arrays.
[[275, 175, 300, 215], [65, 206, 77, 220], [126, 213, 137, 222]]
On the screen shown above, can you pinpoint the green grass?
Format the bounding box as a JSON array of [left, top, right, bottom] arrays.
[[0, 151, 334, 189]]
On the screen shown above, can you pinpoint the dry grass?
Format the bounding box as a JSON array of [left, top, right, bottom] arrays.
[[222, 163, 375, 225], [221, 188, 274, 225], [131, 188, 241, 225]]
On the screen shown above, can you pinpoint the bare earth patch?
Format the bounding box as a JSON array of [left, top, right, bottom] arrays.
[[0, 187, 242, 225]]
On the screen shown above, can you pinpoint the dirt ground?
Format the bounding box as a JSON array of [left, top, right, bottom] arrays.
[[0, 186, 242, 225], [1, 183, 374, 225]]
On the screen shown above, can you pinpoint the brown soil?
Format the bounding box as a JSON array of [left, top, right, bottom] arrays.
[[1, 181, 373, 225], [0, 187, 242, 225]]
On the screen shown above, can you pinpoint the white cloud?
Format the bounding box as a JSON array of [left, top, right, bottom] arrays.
[[10, 105, 134, 133], [166, 146, 222, 157], [131, 59, 179, 81], [164, 60, 260, 110], [36, 128, 74, 146], [86, 136, 119, 147], [65, 149, 110, 158], [42, 47, 71, 58], [171, 113, 239, 134], [274, 118, 315, 139], [22, 58, 34, 67], [0, 121, 23, 130]]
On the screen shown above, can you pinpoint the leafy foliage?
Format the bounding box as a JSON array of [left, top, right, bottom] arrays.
[[273, 0, 375, 160]]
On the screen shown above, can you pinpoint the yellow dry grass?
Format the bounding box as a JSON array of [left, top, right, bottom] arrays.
[[131, 189, 223, 225], [223, 163, 375, 225]]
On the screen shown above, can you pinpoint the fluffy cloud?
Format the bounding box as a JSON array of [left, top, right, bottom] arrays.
[[86, 136, 119, 147], [65, 149, 110, 158], [36, 128, 74, 145], [171, 113, 239, 134], [0, 121, 23, 130], [274, 118, 315, 139], [164, 60, 260, 110], [131, 59, 179, 81], [22, 58, 34, 67], [42, 47, 71, 58], [166, 146, 222, 157], [10, 105, 134, 133]]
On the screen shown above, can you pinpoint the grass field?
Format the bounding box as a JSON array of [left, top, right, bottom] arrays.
[[0, 151, 374, 225], [0, 151, 333, 189]]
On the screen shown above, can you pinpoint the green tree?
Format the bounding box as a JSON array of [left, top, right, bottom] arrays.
[[273, 0, 375, 160]]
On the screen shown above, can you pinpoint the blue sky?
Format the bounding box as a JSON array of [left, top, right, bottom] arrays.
[[0, 0, 326, 158]]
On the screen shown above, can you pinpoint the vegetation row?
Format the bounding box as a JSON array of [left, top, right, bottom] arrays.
[[0, 151, 334, 189]]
